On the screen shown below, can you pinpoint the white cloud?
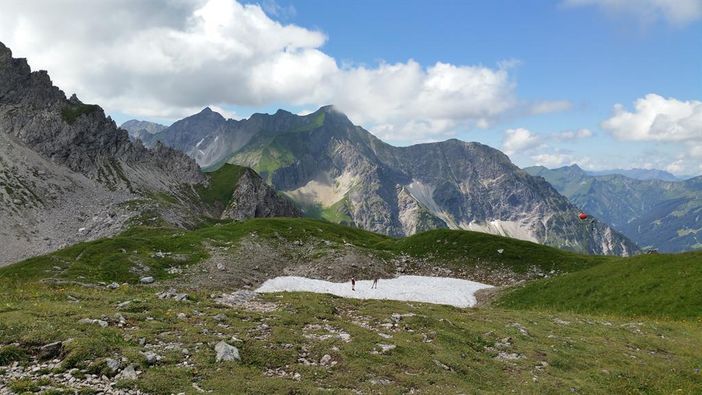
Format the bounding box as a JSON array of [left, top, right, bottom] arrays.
[[553, 128, 593, 140], [531, 152, 578, 168], [665, 159, 686, 174], [501, 127, 593, 156], [0, 0, 542, 143], [602, 94, 702, 142], [502, 128, 542, 155], [563, 0, 702, 26]]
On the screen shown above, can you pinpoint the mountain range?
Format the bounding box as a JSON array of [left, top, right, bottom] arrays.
[[120, 119, 167, 141], [127, 106, 637, 256], [525, 164, 702, 252], [585, 168, 682, 182], [0, 42, 299, 266]]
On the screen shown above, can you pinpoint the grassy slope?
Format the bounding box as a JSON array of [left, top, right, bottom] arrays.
[[1, 219, 701, 392], [196, 163, 247, 206], [228, 110, 326, 177], [0, 218, 605, 285], [497, 252, 702, 320], [1, 282, 701, 393]]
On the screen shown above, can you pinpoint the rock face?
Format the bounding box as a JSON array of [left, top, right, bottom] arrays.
[[0, 41, 302, 266], [526, 165, 702, 252], [144, 105, 638, 255], [221, 168, 301, 220]]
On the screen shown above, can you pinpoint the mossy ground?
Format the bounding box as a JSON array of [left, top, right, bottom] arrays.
[[1, 281, 701, 394], [0, 218, 606, 287], [497, 251, 702, 320], [61, 103, 101, 125], [1, 218, 701, 393]]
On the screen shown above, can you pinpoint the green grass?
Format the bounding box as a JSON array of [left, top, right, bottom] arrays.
[[0, 218, 606, 288], [396, 228, 609, 274], [0, 344, 29, 365], [291, 110, 325, 133], [321, 198, 353, 224], [61, 103, 101, 124], [1, 217, 701, 392], [228, 110, 325, 177], [0, 282, 700, 393], [0, 226, 208, 285], [196, 163, 247, 206], [497, 251, 702, 320], [254, 143, 296, 175]]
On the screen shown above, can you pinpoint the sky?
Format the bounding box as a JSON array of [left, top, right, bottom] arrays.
[[0, 0, 700, 175]]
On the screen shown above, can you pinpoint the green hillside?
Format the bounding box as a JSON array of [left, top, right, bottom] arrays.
[[196, 163, 248, 206], [0, 218, 606, 286], [0, 220, 701, 393], [498, 252, 702, 320]]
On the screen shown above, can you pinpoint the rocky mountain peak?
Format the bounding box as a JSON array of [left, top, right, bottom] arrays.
[[0, 40, 203, 186]]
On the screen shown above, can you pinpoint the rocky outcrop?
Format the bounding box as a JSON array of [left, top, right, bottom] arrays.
[[221, 168, 301, 220], [0, 42, 204, 190]]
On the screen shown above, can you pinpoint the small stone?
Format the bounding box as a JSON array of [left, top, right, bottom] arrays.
[[373, 344, 396, 354], [104, 358, 120, 374], [142, 351, 160, 365], [139, 276, 154, 284], [107, 282, 120, 289], [177, 312, 187, 320], [173, 293, 188, 301], [117, 364, 138, 380], [216, 262, 225, 271], [39, 341, 63, 360], [215, 341, 240, 362], [78, 318, 108, 328], [213, 314, 227, 322], [320, 354, 332, 366]]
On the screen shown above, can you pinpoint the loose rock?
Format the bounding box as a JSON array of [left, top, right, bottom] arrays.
[[215, 341, 241, 362]]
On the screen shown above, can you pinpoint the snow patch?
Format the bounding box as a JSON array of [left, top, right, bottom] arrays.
[[256, 275, 493, 308]]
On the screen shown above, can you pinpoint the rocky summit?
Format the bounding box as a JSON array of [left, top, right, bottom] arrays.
[[143, 105, 637, 255], [0, 42, 300, 266]]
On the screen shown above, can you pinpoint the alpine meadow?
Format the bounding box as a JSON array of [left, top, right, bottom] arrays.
[[0, 1, 701, 394]]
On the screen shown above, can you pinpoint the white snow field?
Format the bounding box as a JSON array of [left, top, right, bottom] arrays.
[[256, 275, 493, 308]]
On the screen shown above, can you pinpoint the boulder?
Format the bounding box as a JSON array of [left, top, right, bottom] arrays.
[[215, 341, 240, 362]]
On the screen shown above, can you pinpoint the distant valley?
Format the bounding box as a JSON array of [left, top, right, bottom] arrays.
[[526, 165, 702, 252]]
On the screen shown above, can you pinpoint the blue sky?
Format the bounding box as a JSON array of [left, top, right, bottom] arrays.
[[272, 0, 702, 174], [1, 0, 700, 175]]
